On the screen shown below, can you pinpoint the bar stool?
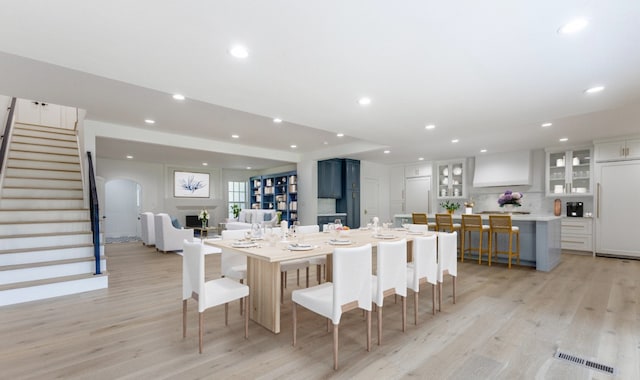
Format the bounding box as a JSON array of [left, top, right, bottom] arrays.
[[412, 212, 436, 231], [488, 215, 520, 268], [461, 214, 490, 263], [435, 214, 461, 255]]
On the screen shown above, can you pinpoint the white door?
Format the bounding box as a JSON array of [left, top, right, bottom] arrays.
[[363, 178, 380, 224], [405, 176, 431, 213], [105, 179, 141, 240], [596, 161, 640, 257]]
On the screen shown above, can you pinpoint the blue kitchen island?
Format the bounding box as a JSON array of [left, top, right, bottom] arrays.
[[394, 214, 562, 272]]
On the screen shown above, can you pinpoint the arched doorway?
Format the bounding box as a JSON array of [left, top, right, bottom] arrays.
[[104, 178, 142, 242]]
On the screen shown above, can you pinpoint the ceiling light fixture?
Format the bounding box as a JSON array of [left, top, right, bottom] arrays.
[[336, 133, 344, 137], [172, 94, 185, 101], [559, 137, 569, 142], [290, 144, 297, 149], [273, 118, 282, 123], [358, 97, 371, 106], [558, 18, 588, 34], [202, 162, 208, 166], [425, 124, 436, 130], [585, 86, 605, 94], [418, 157, 424, 161], [451, 139, 459, 143], [126, 155, 133, 159], [229, 45, 249, 58], [144, 119, 155, 124], [231, 134, 239, 139], [541, 122, 553, 127], [383, 150, 390, 154], [480, 149, 487, 153], [246, 166, 252, 170]]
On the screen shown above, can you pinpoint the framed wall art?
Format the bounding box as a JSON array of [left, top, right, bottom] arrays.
[[174, 171, 210, 198]]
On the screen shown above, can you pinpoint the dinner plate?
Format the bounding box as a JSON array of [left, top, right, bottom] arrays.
[[329, 239, 352, 245], [453, 167, 462, 175], [232, 241, 257, 248], [288, 244, 316, 251], [407, 231, 424, 235], [373, 234, 396, 239]]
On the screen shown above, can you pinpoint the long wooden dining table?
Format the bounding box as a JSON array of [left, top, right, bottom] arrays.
[[205, 227, 436, 334]]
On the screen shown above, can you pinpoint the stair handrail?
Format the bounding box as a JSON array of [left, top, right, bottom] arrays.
[[87, 151, 101, 275], [0, 97, 17, 176]]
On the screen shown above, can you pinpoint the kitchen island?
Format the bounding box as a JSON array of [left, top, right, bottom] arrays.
[[394, 213, 561, 272]]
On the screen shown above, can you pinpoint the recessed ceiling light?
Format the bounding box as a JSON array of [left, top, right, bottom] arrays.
[[418, 157, 424, 161], [425, 124, 436, 130], [358, 97, 371, 106], [480, 149, 487, 153], [172, 94, 185, 101], [246, 166, 252, 170], [323, 141, 328, 145], [558, 18, 588, 34], [541, 122, 553, 127], [585, 86, 605, 94], [126, 155, 133, 159], [559, 137, 569, 142], [229, 45, 249, 58], [144, 119, 155, 124], [273, 118, 282, 123], [383, 150, 390, 154], [336, 133, 344, 137], [231, 134, 239, 139], [290, 144, 297, 149], [451, 139, 459, 143], [202, 162, 208, 166]]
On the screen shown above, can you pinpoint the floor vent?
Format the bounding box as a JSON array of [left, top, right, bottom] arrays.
[[554, 350, 616, 376]]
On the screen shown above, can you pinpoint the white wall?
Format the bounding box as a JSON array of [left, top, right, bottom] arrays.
[[297, 159, 317, 226]]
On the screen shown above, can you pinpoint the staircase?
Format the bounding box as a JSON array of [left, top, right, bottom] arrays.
[[0, 123, 107, 307]]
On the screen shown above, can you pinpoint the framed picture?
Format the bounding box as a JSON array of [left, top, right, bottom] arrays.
[[174, 171, 210, 198]]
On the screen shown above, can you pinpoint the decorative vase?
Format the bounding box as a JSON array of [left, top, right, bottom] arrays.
[[201, 220, 207, 228], [447, 209, 454, 215], [503, 204, 515, 214]]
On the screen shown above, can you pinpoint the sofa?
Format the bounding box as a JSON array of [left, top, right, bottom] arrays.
[[226, 209, 278, 230]]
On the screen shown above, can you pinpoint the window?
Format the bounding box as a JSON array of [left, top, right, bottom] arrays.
[[228, 181, 247, 218]]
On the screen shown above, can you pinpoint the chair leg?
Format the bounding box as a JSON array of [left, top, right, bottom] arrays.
[[305, 268, 309, 288], [292, 302, 297, 346], [182, 299, 187, 338], [377, 305, 382, 345], [432, 284, 436, 315], [198, 312, 204, 354], [244, 295, 249, 339], [414, 291, 419, 325], [240, 279, 244, 315], [281, 272, 285, 304], [452, 276, 456, 304], [316, 265, 321, 284], [438, 282, 443, 312], [401, 295, 406, 332], [366, 310, 371, 352], [296, 269, 300, 286], [333, 323, 339, 370], [516, 232, 520, 265], [460, 231, 465, 262], [508, 234, 513, 269], [225, 302, 229, 326]]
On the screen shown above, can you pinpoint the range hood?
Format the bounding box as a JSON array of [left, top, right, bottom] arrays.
[[473, 150, 532, 187]]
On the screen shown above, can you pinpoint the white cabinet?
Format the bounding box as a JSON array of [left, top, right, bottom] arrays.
[[436, 160, 465, 199], [404, 164, 431, 178], [595, 137, 640, 162], [14, 98, 77, 129], [546, 148, 592, 196], [389, 166, 405, 214], [561, 218, 593, 253]]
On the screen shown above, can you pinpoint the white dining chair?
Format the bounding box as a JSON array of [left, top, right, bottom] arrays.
[[372, 239, 407, 345], [437, 231, 458, 311], [292, 244, 373, 370], [182, 240, 249, 353], [407, 234, 438, 324]]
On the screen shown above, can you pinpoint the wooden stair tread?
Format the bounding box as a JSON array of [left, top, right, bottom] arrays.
[[0, 231, 92, 239], [9, 148, 79, 157], [0, 208, 89, 212], [14, 124, 77, 135], [0, 219, 90, 225], [5, 166, 81, 173], [0, 256, 105, 272], [1, 186, 82, 190], [0, 243, 96, 255], [0, 272, 108, 292]]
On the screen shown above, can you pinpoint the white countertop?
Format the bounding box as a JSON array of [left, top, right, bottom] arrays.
[[393, 213, 561, 222], [317, 213, 347, 216]]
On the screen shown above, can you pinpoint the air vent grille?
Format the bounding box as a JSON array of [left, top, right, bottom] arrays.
[[554, 350, 615, 375]]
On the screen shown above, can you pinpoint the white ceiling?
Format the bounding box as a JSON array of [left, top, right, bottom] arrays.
[[1, 1, 640, 168]]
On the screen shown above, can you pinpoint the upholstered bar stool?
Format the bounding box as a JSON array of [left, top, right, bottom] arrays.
[[488, 215, 520, 269], [435, 213, 461, 255], [411, 212, 437, 231], [461, 214, 490, 263]]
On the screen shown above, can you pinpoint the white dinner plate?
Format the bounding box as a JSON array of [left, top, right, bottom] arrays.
[[453, 167, 462, 175], [232, 241, 257, 248], [407, 231, 424, 235], [373, 234, 396, 239], [329, 239, 352, 245], [288, 244, 316, 251]]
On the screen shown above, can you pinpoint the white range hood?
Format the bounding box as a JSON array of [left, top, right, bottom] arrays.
[[473, 150, 532, 187]]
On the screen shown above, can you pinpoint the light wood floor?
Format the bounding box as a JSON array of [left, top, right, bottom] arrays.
[[1, 243, 637, 379]]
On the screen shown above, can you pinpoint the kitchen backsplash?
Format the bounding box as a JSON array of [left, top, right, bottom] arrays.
[[468, 191, 594, 216]]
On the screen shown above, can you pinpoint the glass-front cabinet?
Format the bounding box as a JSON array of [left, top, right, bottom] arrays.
[[546, 147, 592, 196], [437, 159, 465, 199]]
